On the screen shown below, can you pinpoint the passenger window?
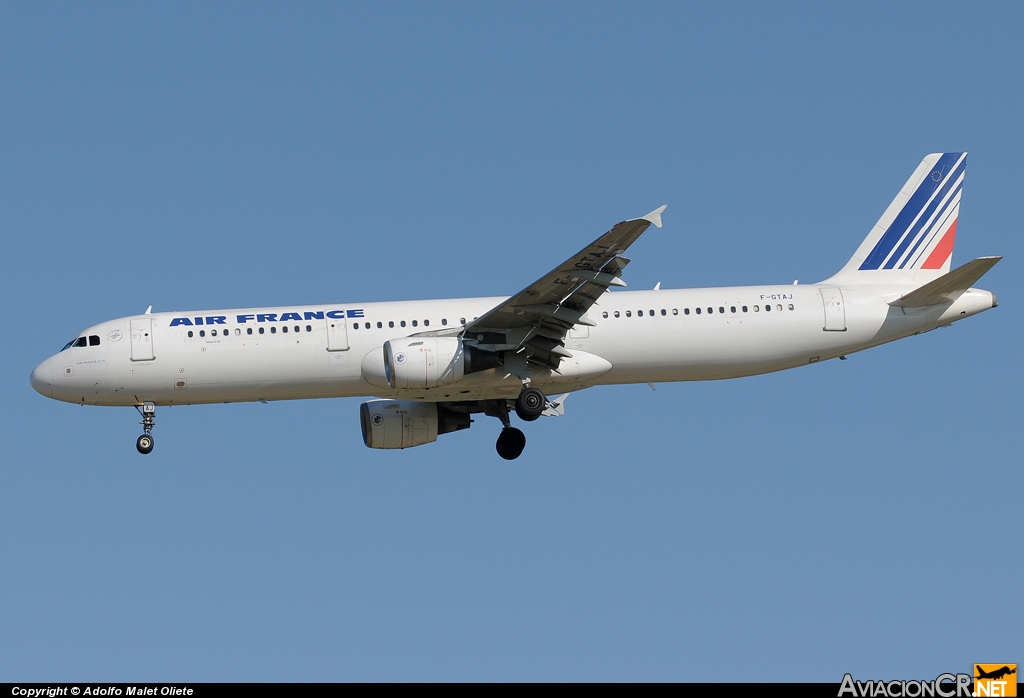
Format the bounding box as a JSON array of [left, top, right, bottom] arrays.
[[400, 321, 406, 327], [460, 318, 466, 325], [441, 319, 448, 326], [376, 322, 382, 329], [730, 306, 736, 314], [708, 307, 714, 314], [695, 308, 701, 315], [650, 309, 655, 316], [672, 308, 678, 315], [742, 306, 748, 312], [188, 330, 194, 338], [683, 308, 689, 315], [754, 305, 760, 312], [389, 321, 394, 328], [661, 309, 666, 316], [788, 304, 795, 311], [602, 311, 609, 318], [765, 305, 771, 312], [89, 335, 100, 346], [235, 328, 241, 336], [259, 327, 265, 334], [283, 326, 289, 333], [614, 311, 620, 318], [271, 326, 277, 333], [199, 330, 205, 337], [625, 310, 632, 317], [247, 328, 252, 335], [412, 320, 418, 327], [307, 325, 312, 332], [637, 310, 643, 317], [776, 304, 783, 312], [719, 307, 725, 314], [424, 319, 429, 326]]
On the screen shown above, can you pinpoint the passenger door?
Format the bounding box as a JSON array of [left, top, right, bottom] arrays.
[[130, 318, 155, 360], [326, 316, 349, 351], [820, 288, 847, 332]]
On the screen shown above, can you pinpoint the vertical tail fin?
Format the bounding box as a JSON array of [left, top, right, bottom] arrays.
[[827, 152, 966, 284]]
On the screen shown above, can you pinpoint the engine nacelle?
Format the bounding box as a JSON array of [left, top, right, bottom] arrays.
[[382, 337, 498, 390], [360, 400, 471, 449]]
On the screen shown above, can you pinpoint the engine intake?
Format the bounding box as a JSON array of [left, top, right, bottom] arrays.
[[383, 337, 498, 390], [360, 400, 471, 449]]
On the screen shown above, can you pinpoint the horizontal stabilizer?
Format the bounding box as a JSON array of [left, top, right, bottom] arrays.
[[890, 256, 1001, 307]]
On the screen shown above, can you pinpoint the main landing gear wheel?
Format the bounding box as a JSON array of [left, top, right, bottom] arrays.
[[496, 427, 526, 460], [136, 434, 154, 455], [515, 386, 546, 422]]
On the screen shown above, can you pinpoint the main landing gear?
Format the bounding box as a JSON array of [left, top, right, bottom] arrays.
[[488, 386, 548, 460], [135, 402, 155, 454], [515, 386, 546, 422]]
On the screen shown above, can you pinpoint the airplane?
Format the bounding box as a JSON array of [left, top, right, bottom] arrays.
[[975, 666, 1016, 681], [30, 152, 1000, 460]]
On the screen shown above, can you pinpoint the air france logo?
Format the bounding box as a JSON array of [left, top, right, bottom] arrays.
[[169, 309, 364, 326], [394, 352, 407, 365]]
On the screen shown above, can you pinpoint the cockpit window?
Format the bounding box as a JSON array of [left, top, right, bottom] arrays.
[[69, 337, 87, 348], [89, 335, 100, 346]]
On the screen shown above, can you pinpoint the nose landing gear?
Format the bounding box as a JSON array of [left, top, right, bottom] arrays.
[[135, 402, 155, 454]]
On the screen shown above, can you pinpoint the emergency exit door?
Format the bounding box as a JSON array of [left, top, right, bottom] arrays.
[[820, 288, 847, 332], [130, 318, 155, 361], [326, 316, 349, 351]]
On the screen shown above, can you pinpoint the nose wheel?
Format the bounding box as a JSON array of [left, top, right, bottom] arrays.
[[135, 402, 156, 455], [136, 434, 154, 454]]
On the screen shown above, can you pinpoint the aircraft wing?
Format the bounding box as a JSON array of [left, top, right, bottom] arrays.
[[464, 206, 666, 370]]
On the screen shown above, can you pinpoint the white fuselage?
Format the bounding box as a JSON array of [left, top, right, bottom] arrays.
[[30, 282, 996, 408]]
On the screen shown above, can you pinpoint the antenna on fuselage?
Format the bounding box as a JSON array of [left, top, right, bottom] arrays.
[[144, 305, 152, 314]]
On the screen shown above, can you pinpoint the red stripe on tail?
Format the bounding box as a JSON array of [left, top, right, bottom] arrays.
[[921, 218, 958, 269]]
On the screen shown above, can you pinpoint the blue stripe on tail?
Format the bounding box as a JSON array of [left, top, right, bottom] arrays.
[[859, 152, 965, 270], [885, 159, 965, 269]]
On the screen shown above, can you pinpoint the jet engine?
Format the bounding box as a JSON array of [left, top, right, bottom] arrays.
[[360, 399, 471, 449], [382, 337, 498, 390]]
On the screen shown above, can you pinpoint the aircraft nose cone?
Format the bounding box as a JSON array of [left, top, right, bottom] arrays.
[[30, 361, 52, 398]]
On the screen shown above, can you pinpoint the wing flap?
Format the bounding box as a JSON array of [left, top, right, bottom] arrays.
[[468, 207, 666, 338]]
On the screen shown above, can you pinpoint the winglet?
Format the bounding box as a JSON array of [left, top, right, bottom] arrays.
[[542, 393, 570, 417], [642, 205, 668, 229]]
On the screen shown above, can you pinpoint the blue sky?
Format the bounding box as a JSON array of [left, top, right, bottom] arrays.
[[1, 2, 1021, 681]]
